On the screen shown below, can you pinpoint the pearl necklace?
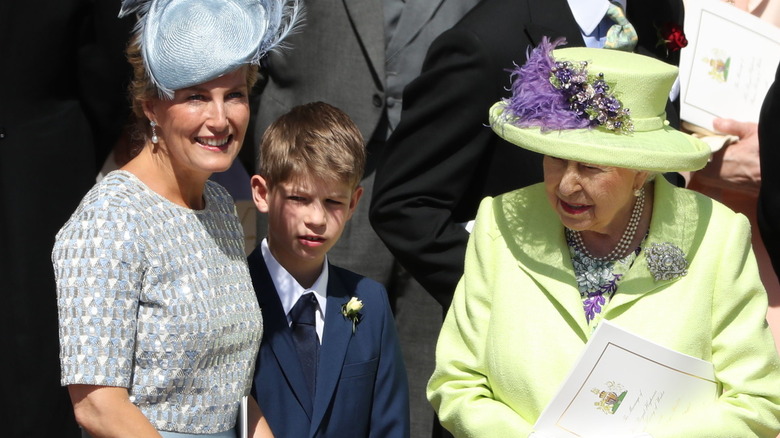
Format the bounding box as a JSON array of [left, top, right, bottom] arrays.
[[566, 187, 645, 261]]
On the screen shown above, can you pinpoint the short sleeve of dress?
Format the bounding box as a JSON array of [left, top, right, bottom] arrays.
[[53, 190, 146, 388]]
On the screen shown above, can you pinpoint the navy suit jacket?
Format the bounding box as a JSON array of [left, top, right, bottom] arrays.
[[248, 248, 410, 437]]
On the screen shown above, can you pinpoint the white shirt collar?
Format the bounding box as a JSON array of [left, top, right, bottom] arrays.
[[567, 0, 628, 35], [260, 238, 329, 321]]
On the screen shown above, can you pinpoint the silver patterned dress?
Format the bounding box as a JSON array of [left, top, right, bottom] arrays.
[[53, 170, 262, 434]]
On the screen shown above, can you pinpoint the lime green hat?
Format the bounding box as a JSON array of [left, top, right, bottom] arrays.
[[489, 38, 710, 172]]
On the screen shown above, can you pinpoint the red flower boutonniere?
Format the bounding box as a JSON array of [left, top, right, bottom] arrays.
[[656, 22, 688, 56]]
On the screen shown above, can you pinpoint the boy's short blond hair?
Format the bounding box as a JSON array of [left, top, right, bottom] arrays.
[[258, 102, 366, 189]]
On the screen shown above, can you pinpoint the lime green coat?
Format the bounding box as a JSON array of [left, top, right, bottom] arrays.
[[428, 177, 780, 437]]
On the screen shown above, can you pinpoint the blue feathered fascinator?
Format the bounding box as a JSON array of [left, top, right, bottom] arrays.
[[119, 0, 301, 98]]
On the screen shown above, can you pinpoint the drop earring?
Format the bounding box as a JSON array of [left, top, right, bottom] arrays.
[[150, 120, 159, 144]]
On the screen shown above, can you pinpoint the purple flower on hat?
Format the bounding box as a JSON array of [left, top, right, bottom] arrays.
[[502, 37, 634, 134]]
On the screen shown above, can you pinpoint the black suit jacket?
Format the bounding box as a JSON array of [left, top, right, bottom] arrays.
[[758, 62, 780, 276], [369, 0, 684, 308]]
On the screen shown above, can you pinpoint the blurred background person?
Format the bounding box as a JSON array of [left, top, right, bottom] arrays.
[[682, 0, 780, 353], [0, 2, 133, 436], [758, 64, 780, 280]]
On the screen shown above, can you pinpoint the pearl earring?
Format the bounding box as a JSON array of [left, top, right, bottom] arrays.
[[150, 120, 159, 144], [634, 187, 642, 197]]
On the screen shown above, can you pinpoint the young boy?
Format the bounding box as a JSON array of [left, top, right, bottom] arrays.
[[248, 102, 410, 437]]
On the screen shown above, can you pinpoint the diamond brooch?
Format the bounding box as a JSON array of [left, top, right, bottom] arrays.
[[645, 242, 688, 281]]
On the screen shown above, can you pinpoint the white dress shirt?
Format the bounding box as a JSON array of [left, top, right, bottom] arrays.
[[261, 238, 328, 342], [567, 0, 629, 48]]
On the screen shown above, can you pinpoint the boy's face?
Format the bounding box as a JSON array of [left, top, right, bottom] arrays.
[[251, 173, 363, 282]]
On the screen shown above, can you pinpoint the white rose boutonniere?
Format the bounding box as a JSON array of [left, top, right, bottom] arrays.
[[341, 297, 363, 333]]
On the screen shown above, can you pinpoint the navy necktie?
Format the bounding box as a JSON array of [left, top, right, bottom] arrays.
[[290, 292, 320, 398]]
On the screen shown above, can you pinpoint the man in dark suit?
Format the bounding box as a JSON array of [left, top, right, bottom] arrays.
[[0, 2, 132, 436], [370, 0, 685, 309]]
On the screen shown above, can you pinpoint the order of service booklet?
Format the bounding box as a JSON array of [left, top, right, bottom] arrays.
[[533, 320, 717, 438], [679, 0, 780, 131]]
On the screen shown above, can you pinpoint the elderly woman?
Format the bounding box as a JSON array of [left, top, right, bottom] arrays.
[[427, 39, 780, 438], [52, 1, 298, 437]]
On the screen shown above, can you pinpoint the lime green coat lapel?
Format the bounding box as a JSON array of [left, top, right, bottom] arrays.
[[610, 177, 697, 310], [494, 184, 587, 339], [495, 177, 699, 338]]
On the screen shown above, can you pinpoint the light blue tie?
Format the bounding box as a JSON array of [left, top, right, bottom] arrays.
[[604, 3, 638, 51]]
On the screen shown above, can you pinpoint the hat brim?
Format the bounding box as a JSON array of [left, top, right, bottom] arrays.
[[489, 102, 711, 173]]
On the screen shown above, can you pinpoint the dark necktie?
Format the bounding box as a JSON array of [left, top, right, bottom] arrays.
[[290, 292, 320, 398]]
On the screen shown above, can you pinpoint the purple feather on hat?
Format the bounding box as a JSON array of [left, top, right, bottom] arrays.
[[504, 37, 591, 132], [500, 36, 634, 134]]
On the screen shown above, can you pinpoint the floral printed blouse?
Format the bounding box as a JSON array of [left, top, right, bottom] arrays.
[[566, 233, 645, 329]]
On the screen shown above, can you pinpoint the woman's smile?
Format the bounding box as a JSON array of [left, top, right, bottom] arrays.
[[196, 134, 233, 151], [144, 68, 251, 179]]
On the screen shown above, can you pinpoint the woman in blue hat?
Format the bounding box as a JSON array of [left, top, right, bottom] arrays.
[[52, 1, 299, 436], [427, 38, 780, 438]]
